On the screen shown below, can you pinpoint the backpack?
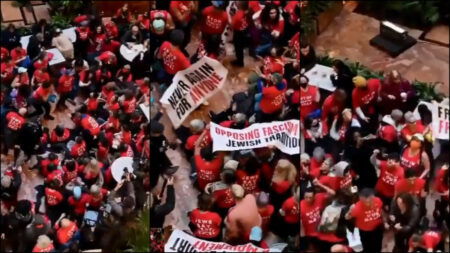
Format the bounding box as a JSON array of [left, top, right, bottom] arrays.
[[318, 201, 344, 233]]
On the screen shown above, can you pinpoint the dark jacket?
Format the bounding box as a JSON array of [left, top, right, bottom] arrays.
[[150, 185, 175, 228], [390, 201, 421, 234]]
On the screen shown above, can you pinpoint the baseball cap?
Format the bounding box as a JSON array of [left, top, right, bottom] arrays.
[[152, 19, 165, 32]]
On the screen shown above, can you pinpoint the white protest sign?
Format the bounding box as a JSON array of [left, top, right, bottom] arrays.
[[165, 229, 274, 253], [414, 100, 449, 140], [160, 56, 228, 128], [139, 103, 150, 121], [210, 120, 300, 155]]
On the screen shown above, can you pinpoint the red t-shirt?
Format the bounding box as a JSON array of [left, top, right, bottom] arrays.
[[422, 231, 441, 250], [400, 123, 426, 141], [56, 221, 78, 244], [195, 154, 223, 191], [71, 141, 87, 158], [435, 168, 449, 200], [45, 187, 64, 206], [375, 161, 405, 198], [213, 187, 235, 209], [400, 147, 422, 175], [88, 188, 109, 209], [322, 94, 344, 133], [81, 115, 101, 136], [46, 170, 64, 187], [236, 169, 260, 194], [231, 10, 249, 31], [352, 79, 380, 114], [33, 86, 51, 101], [159, 41, 191, 75], [6, 111, 25, 131], [258, 205, 274, 231], [170, 1, 194, 23], [350, 197, 383, 231], [189, 209, 222, 239], [101, 39, 121, 53], [10, 48, 27, 62], [32, 243, 54, 252], [201, 6, 228, 35], [271, 180, 293, 194], [76, 27, 91, 41], [58, 75, 74, 94], [300, 192, 327, 237], [282, 196, 299, 224], [260, 85, 286, 114], [68, 193, 91, 215], [51, 128, 70, 143], [395, 178, 425, 197], [300, 85, 319, 120]]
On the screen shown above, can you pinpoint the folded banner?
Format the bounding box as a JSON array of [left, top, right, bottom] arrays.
[[160, 56, 228, 128], [164, 229, 273, 252], [210, 120, 300, 155], [414, 100, 449, 140]]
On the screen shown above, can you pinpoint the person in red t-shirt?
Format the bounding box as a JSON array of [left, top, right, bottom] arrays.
[[321, 89, 347, 134], [189, 193, 222, 240], [231, 2, 251, 67], [205, 168, 237, 218], [258, 73, 287, 122], [345, 188, 384, 253], [157, 30, 191, 76], [256, 192, 274, 233], [408, 230, 443, 252], [169, 1, 196, 46], [10, 45, 27, 65], [371, 150, 405, 208], [194, 130, 224, 191], [55, 218, 79, 246], [71, 136, 87, 158], [32, 235, 55, 253], [28, 81, 54, 120], [200, 2, 228, 36], [278, 186, 300, 237], [352, 76, 380, 133], [4, 108, 27, 153], [68, 186, 90, 217], [87, 184, 109, 209], [300, 76, 320, 121]]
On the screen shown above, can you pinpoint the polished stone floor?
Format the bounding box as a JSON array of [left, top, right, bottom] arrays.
[[313, 7, 449, 96]]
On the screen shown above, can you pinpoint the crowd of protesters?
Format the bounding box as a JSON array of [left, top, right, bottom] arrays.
[[1, 3, 151, 252], [149, 0, 300, 252], [299, 42, 449, 252]]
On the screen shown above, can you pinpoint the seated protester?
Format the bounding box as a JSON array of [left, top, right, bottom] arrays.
[[82, 158, 104, 187], [72, 112, 101, 138], [116, 64, 133, 83], [193, 131, 224, 191], [50, 125, 71, 144], [299, 75, 320, 121], [87, 184, 109, 210], [388, 192, 421, 253], [345, 188, 384, 253], [378, 70, 416, 115], [33, 51, 53, 71], [46, 164, 64, 188], [41, 179, 65, 224], [70, 136, 87, 158], [408, 230, 444, 253], [100, 37, 121, 54], [254, 3, 285, 55], [1, 56, 15, 85], [38, 152, 60, 177], [205, 164, 238, 217], [32, 235, 55, 253], [10, 43, 27, 66], [121, 25, 143, 45], [189, 193, 223, 241], [377, 115, 400, 153], [55, 218, 80, 249], [400, 112, 427, 142], [321, 89, 347, 135], [370, 150, 405, 209], [62, 159, 82, 184], [67, 186, 91, 219], [96, 50, 118, 67]]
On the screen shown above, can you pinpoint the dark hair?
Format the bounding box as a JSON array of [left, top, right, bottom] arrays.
[[66, 160, 76, 171], [260, 3, 280, 26], [387, 152, 400, 161], [405, 168, 417, 178], [222, 169, 236, 185], [395, 192, 415, 211], [359, 188, 374, 198], [332, 59, 352, 76], [48, 152, 58, 160], [245, 157, 260, 175], [47, 163, 57, 173], [417, 104, 433, 126], [200, 146, 214, 161], [304, 187, 315, 195], [197, 193, 214, 211]]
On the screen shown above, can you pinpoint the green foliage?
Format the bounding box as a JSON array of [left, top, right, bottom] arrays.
[[317, 55, 445, 102], [16, 26, 32, 36], [125, 210, 150, 252], [359, 1, 444, 28], [51, 11, 73, 29], [300, 1, 334, 39]]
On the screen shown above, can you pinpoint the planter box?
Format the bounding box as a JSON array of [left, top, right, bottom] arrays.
[[316, 1, 344, 34]]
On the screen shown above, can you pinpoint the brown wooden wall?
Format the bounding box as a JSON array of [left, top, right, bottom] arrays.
[[92, 1, 150, 17]]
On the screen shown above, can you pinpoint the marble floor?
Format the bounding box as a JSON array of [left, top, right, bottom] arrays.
[[312, 7, 449, 96]]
